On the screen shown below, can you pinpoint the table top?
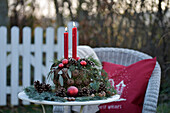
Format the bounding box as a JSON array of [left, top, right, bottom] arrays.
[[18, 91, 120, 106]]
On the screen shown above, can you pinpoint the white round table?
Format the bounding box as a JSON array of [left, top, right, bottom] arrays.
[[18, 91, 120, 113]]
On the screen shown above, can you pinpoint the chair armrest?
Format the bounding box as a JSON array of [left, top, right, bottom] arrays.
[[142, 62, 161, 113]]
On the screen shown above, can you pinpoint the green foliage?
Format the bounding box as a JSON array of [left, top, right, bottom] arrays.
[[100, 69, 117, 95], [24, 86, 112, 102], [76, 96, 107, 101], [87, 56, 101, 67], [24, 86, 67, 102], [157, 103, 170, 113], [90, 81, 100, 91], [53, 58, 63, 66], [69, 65, 76, 71], [48, 57, 102, 82], [0, 105, 53, 113]]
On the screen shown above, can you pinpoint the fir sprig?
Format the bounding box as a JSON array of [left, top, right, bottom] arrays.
[[87, 56, 101, 67], [76, 96, 107, 101], [24, 86, 67, 102], [24, 86, 112, 102]]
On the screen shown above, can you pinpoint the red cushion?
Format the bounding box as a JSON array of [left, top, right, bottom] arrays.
[[99, 58, 156, 113]]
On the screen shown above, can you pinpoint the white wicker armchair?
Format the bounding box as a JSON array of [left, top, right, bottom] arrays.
[[53, 47, 161, 113], [93, 47, 161, 113]]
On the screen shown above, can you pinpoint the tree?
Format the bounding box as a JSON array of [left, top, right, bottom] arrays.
[[0, 0, 9, 26], [53, 0, 64, 26]]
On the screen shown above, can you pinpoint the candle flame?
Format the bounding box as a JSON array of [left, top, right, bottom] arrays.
[[73, 22, 75, 27], [65, 27, 67, 32]]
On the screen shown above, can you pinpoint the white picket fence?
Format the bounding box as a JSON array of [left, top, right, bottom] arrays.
[[0, 21, 79, 106]]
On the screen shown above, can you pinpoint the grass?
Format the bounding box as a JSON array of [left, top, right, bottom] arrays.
[[0, 104, 53, 113], [0, 103, 170, 113], [157, 103, 170, 113]]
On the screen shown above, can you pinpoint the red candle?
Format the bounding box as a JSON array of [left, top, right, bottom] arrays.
[[64, 27, 68, 59], [72, 22, 77, 59]]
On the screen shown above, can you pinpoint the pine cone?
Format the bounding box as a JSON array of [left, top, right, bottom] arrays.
[[34, 80, 40, 88], [38, 88, 44, 93], [81, 87, 90, 96], [34, 80, 51, 93], [86, 60, 95, 66], [72, 69, 79, 77], [98, 82, 107, 93], [43, 84, 51, 92], [83, 79, 90, 86], [79, 70, 84, 76], [56, 87, 66, 97], [67, 79, 74, 86], [77, 88, 84, 97], [75, 79, 82, 85], [68, 58, 77, 65], [34, 80, 43, 93], [90, 88, 97, 95]]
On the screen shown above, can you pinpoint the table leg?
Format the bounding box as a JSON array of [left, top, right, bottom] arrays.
[[41, 104, 46, 113], [80, 105, 84, 113]]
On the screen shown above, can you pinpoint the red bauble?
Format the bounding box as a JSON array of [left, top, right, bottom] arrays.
[[62, 59, 68, 65], [80, 61, 87, 66], [58, 63, 64, 68], [67, 86, 78, 97], [76, 57, 80, 61]]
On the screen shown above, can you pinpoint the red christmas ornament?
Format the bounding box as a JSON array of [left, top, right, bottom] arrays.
[[58, 63, 64, 68], [62, 59, 68, 65], [76, 57, 80, 61], [67, 86, 78, 97], [80, 61, 87, 66]]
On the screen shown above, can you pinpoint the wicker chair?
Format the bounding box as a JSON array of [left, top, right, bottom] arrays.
[[93, 47, 161, 113], [53, 47, 161, 113]]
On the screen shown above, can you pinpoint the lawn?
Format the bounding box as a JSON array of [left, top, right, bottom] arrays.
[[1, 103, 170, 113], [0, 104, 53, 113]]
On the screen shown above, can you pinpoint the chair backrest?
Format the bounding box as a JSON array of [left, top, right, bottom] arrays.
[[94, 47, 161, 113]]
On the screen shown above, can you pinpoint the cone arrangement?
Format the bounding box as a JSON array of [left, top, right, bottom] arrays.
[[56, 87, 67, 97], [45, 57, 116, 98], [98, 82, 107, 93], [90, 88, 97, 95], [34, 80, 51, 93], [77, 87, 90, 97]]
